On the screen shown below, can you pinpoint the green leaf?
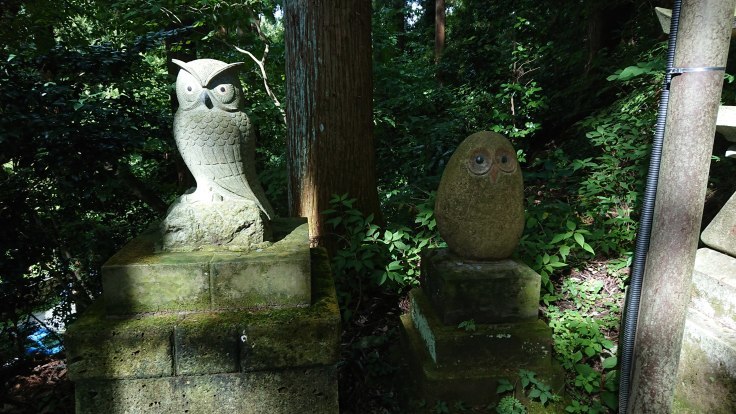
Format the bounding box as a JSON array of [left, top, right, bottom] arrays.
[[496, 378, 514, 394], [602, 356, 617, 369], [566, 220, 576, 231], [601, 391, 618, 409], [583, 243, 595, 254], [573, 233, 585, 248]]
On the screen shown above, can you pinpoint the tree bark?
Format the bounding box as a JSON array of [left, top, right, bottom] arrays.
[[627, 0, 735, 412], [284, 0, 381, 247], [434, 0, 445, 63]]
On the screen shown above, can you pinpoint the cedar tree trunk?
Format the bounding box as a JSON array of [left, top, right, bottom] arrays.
[[284, 0, 381, 247]]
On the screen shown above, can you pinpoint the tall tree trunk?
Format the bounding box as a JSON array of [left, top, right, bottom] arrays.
[[284, 0, 381, 248], [627, 0, 735, 412], [434, 0, 445, 63]]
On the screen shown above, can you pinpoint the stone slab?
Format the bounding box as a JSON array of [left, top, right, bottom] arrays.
[[717, 106, 736, 143], [399, 311, 564, 408], [691, 248, 736, 330], [66, 248, 340, 381], [102, 218, 310, 315], [702, 192, 736, 257], [674, 308, 736, 413], [74, 366, 338, 414], [408, 289, 554, 366], [422, 248, 541, 324]]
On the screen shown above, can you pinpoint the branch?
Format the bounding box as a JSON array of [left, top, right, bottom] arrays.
[[218, 35, 286, 125]]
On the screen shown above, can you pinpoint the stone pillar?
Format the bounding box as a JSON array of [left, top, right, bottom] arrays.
[[673, 193, 736, 413], [65, 219, 341, 414]]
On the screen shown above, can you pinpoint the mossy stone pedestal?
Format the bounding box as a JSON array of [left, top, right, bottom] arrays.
[[400, 248, 563, 409], [65, 218, 340, 414]]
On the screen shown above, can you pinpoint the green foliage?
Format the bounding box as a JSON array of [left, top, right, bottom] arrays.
[[457, 319, 477, 332], [324, 193, 444, 321], [494, 370, 559, 413], [432, 400, 450, 414], [496, 396, 526, 414], [543, 273, 622, 412], [0, 0, 289, 368], [518, 369, 559, 405]]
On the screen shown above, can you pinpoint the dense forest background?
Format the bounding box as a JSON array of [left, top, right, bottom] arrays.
[[2, 0, 736, 413]]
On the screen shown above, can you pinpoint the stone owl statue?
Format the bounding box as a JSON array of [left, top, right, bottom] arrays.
[[159, 58, 274, 251], [172, 58, 274, 219], [435, 131, 524, 260]]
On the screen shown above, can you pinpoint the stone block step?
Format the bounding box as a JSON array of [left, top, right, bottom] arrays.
[[674, 308, 736, 413], [422, 248, 541, 325], [690, 248, 736, 330], [66, 248, 339, 381], [701, 192, 736, 257], [409, 288, 554, 366], [399, 312, 564, 408], [102, 218, 311, 315], [74, 367, 338, 414]]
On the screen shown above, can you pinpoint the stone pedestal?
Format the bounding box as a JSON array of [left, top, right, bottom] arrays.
[[65, 219, 340, 414], [400, 248, 563, 408], [674, 248, 736, 413]]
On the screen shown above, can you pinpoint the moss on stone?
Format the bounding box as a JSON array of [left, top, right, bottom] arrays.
[[66, 247, 340, 381], [102, 218, 312, 314]]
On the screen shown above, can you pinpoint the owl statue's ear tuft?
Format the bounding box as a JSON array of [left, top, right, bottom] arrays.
[[204, 62, 245, 85], [172, 59, 204, 85]]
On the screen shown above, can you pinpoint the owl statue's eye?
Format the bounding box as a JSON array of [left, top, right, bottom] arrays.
[[467, 148, 492, 175], [183, 83, 200, 101], [496, 149, 517, 173], [212, 83, 236, 104]]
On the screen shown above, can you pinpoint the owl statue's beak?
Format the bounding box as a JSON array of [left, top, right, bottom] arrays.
[[199, 90, 213, 109]]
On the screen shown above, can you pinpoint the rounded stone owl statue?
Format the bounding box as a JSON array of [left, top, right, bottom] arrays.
[[435, 131, 524, 260], [160, 58, 274, 251]]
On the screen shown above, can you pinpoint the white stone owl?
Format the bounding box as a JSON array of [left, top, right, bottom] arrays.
[[172, 58, 274, 219]]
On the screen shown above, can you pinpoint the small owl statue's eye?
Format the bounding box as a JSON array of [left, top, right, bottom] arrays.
[[496, 149, 517, 173], [213, 83, 237, 104], [185, 84, 198, 94], [467, 148, 492, 175]]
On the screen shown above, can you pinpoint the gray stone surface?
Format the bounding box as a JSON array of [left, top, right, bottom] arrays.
[[674, 308, 736, 413], [74, 367, 338, 414], [102, 218, 310, 314], [408, 288, 552, 365], [67, 247, 339, 382], [399, 293, 563, 408], [716, 106, 736, 143], [691, 248, 736, 330], [422, 248, 541, 324], [702, 191, 736, 256], [435, 131, 524, 260], [160, 197, 270, 252]]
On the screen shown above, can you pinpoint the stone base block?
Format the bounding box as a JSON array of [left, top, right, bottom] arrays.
[[701, 191, 736, 256], [674, 308, 736, 413], [68, 248, 340, 414], [102, 218, 311, 314], [74, 367, 338, 414], [408, 289, 553, 365], [399, 288, 563, 408], [422, 248, 541, 324], [67, 248, 339, 381], [691, 248, 736, 330], [399, 313, 563, 407]]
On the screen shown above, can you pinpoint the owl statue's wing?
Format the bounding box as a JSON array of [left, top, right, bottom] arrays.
[[174, 110, 275, 219]]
